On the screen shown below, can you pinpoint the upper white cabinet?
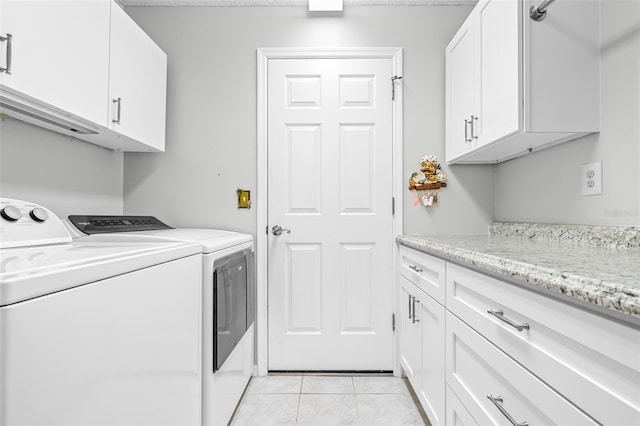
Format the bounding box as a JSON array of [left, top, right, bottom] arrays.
[[0, 0, 111, 126], [445, 14, 477, 161], [107, 2, 167, 152], [445, 0, 600, 164], [0, 0, 167, 152]]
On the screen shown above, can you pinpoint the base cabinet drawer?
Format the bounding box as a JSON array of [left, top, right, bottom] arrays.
[[446, 312, 598, 425], [399, 245, 446, 304], [446, 262, 640, 425]]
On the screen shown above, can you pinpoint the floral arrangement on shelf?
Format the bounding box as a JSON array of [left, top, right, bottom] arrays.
[[408, 154, 447, 207]]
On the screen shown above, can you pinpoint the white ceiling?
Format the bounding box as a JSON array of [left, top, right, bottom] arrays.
[[119, 0, 477, 6]]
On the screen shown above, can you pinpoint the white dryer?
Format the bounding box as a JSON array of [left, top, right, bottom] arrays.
[[67, 216, 255, 426], [0, 199, 203, 426]]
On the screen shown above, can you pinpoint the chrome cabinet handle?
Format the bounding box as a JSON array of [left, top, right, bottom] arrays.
[[271, 225, 291, 236], [0, 33, 12, 74], [408, 295, 413, 319], [112, 97, 122, 124], [464, 119, 471, 142], [487, 395, 529, 426], [408, 265, 423, 273], [471, 115, 478, 139], [487, 309, 530, 332], [411, 297, 420, 323]]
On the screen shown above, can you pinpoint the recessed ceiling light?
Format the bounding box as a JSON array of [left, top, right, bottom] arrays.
[[309, 0, 343, 12]]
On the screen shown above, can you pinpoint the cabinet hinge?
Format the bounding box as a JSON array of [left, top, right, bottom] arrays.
[[392, 197, 395, 216], [392, 313, 396, 331], [391, 76, 402, 101], [266, 225, 268, 235]]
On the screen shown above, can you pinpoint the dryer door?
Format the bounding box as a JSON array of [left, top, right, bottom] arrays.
[[213, 251, 249, 370]]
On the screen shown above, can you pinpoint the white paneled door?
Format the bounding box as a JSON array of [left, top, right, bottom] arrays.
[[267, 57, 394, 370]]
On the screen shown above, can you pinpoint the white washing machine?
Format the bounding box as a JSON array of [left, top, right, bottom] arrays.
[[0, 199, 203, 426], [66, 215, 255, 426]]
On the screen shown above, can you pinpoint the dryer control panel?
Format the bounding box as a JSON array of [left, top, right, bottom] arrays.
[[0, 198, 71, 249], [68, 215, 172, 235]]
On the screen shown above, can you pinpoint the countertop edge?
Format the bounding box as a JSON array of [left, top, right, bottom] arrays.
[[396, 235, 640, 325]]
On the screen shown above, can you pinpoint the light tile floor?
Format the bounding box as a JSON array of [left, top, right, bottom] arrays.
[[230, 375, 429, 426]]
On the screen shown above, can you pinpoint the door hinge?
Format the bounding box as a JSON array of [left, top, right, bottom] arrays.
[[392, 313, 396, 331], [391, 75, 402, 101], [392, 197, 395, 216]]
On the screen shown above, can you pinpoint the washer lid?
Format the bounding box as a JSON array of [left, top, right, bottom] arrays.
[[74, 228, 253, 254], [0, 241, 200, 306]]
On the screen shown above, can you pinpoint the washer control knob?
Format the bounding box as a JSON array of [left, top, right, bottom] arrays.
[[1, 205, 22, 222], [30, 207, 49, 222]]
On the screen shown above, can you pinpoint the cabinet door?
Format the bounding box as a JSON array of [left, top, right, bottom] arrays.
[[476, 0, 521, 146], [446, 385, 478, 426], [445, 14, 476, 162], [108, 2, 167, 151], [416, 288, 446, 426], [399, 277, 421, 392], [0, 0, 110, 125]]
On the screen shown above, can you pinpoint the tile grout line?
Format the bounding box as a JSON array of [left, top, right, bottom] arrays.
[[294, 392, 301, 426], [352, 376, 361, 424], [295, 376, 302, 426]]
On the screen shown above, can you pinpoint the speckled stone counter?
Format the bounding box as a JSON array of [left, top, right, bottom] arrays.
[[397, 222, 640, 323]]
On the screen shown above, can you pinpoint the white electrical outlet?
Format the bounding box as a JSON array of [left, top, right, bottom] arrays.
[[581, 161, 603, 196]]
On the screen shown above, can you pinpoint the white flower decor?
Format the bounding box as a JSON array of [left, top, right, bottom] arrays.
[[421, 154, 439, 167]]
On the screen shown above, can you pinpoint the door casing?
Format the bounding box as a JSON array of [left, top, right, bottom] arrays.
[[256, 47, 404, 376]]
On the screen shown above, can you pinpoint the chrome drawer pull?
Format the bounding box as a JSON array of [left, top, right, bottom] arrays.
[[408, 265, 423, 273], [0, 33, 12, 74], [412, 297, 420, 323], [487, 395, 528, 426], [112, 97, 122, 124], [464, 119, 472, 142], [471, 115, 478, 139], [408, 295, 413, 319], [487, 309, 530, 332]]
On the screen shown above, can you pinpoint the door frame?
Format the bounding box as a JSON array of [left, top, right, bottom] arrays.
[[256, 47, 404, 376]]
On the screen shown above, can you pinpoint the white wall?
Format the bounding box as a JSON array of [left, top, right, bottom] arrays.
[[0, 118, 124, 218], [123, 5, 495, 236], [495, 0, 640, 226], [3, 2, 633, 232]]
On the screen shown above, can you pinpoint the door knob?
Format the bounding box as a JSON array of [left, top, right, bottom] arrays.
[[272, 225, 291, 236]]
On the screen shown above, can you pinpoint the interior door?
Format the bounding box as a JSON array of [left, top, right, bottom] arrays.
[[267, 57, 394, 370]]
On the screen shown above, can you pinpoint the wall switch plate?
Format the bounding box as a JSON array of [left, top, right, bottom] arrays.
[[581, 161, 603, 196]]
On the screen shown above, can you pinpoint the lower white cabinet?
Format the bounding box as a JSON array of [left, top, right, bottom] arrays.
[[400, 277, 422, 388], [399, 275, 445, 426], [398, 243, 640, 426]]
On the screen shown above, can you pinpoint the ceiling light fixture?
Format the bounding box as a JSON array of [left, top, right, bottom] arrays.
[[309, 0, 343, 12]]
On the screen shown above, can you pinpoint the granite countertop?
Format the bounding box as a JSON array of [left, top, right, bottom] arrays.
[[397, 223, 640, 322]]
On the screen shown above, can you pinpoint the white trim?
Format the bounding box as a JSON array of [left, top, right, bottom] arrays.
[[256, 47, 403, 376], [121, 1, 477, 7]]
